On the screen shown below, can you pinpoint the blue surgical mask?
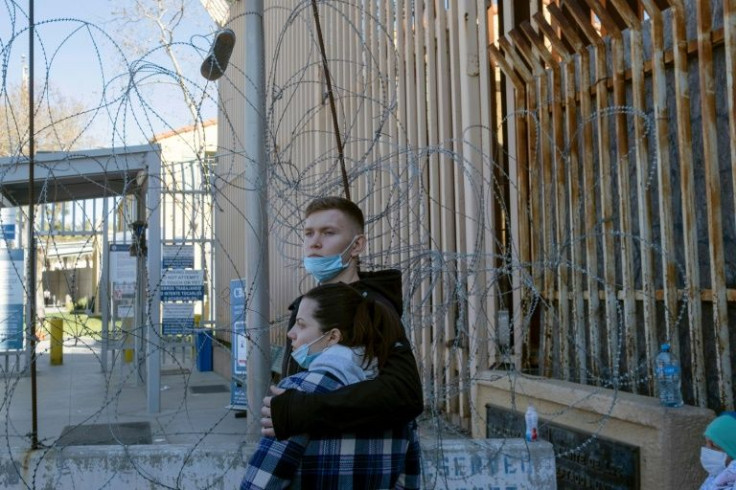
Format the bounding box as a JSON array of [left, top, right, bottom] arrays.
[[303, 236, 358, 283], [290, 333, 328, 369]]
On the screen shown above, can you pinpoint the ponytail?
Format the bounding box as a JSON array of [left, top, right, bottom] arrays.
[[349, 297, 402, 369]]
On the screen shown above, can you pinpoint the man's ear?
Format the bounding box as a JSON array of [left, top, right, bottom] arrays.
[[350, 234, 366, 257]]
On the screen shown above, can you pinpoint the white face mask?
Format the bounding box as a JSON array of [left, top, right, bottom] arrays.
[[701, 446, 728, 476]]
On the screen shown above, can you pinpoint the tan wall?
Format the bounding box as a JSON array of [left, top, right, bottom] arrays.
[[474, 370, 714, 490], [205, 0, 736, 429]]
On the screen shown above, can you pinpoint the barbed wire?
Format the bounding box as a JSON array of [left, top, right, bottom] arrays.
[[0, 0, 723, 488]]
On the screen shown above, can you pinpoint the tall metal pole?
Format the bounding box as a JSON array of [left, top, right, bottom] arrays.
[[146, 163, 162, 414], [27, 0, 39, 450], [243, 0, 270, 441]]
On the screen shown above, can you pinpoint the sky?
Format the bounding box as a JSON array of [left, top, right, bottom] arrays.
[[1, 0, 218, 147]]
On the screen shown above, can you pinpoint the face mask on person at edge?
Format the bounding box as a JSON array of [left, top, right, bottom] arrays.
[[699, 412, 736, 490]]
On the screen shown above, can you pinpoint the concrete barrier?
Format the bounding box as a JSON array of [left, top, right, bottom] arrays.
[[422, 438, 556, 489], [0, 443, 253, 490], [473, 370, 715, 489], [1, 437, 556, 489]]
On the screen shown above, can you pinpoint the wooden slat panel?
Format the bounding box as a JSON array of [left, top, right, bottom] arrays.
[[556, 1, 602, 382], [546, 3, 587, 383], [641, 1, 679, 364], [726, 0, 736, 296], [566, 0, 618, 378], [522, 20, 573, 379], [434, 0, 456, 421], [589, 0, 639, 391], [477, 0, 496, 377], [489, 42, 529, 372], [696, 0, 734, 410], [533, 11, 587, 383], [658, 0, 702, 408], [509, 28, 550, 375]]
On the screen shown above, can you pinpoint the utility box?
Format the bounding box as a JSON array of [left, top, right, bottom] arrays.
[[195, 329, 213, 372]]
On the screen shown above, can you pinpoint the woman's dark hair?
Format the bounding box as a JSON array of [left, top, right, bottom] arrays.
[[302, 283, 402, 369]]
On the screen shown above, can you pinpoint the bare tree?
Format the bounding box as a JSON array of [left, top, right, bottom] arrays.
[[0, 81, 98, 157], [109, 0, 216, 157]]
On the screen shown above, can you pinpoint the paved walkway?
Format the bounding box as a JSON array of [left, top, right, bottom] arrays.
[[2, 339, 246, 449]]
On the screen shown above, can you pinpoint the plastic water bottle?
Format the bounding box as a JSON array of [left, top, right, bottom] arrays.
[[525, 405, 538, 441], [655, 343, 684, 407]]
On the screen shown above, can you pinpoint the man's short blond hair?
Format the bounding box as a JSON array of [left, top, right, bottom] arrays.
[[304, 196, 365, 233]]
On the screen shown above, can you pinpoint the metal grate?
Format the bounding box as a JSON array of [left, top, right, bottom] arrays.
[[189, 384, 228, 394], [57, 422, 152, 446]]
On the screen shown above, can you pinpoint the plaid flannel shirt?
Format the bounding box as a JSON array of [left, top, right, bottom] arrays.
[[241, 370, 421, 490]]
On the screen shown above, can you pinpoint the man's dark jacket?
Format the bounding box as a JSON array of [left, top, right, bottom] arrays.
[[271, 269, 424, 440]]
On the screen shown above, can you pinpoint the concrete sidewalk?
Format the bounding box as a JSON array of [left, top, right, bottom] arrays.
[[2, 339, 252, 488], [2, 339, 247, 448]]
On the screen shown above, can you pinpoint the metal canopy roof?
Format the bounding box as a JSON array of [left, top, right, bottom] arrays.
[[0, 144, 161, 206]]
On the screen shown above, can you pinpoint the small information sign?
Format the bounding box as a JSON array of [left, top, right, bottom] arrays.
[[1, 224, 15, 241], [162, 303, 195, 335], [117, 304, 135, 319], [162, 245, 194, 269], [110, 244, 136, 282], [0, 209, 16, 242], [229, 279, 247, 410], [0, 249, 24, 350], [160, 270, 204, 301], [233, 320, 247, 374]]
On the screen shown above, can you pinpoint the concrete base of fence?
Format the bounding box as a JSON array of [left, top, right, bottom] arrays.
[[473, 370, 715, 490], [422, 438, 556, 489], [1, 438, 555, 490], [0, 443, 253, 490]]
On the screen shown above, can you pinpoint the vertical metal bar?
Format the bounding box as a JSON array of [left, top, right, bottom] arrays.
[[436, 0, 456, 422], [498, 34, 533, 372], [101, 197, 109, 373], [243, 0, 271, 438], [457, 0, 484, 429], [510, 28, 552, 376], [311, 0, 349, 200], [489, 42, 529, 372], [476, 0, 496, 377], [425, 0, 442, 416], [506, 29, 551, 374], [27, 0, 39, 450], [695, 0, 734, 410], [379, 1, 391, 260], [146, 152, 162, 413], [447, 0, 463, 420]]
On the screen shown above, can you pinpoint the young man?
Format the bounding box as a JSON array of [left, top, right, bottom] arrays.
[[260, 196, 423, 440]]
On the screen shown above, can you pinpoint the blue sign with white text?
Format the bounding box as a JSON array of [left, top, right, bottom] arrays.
[[230, 279, 247, 409], [1, 224, 15, 241], [0, 249, 24, 350]]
